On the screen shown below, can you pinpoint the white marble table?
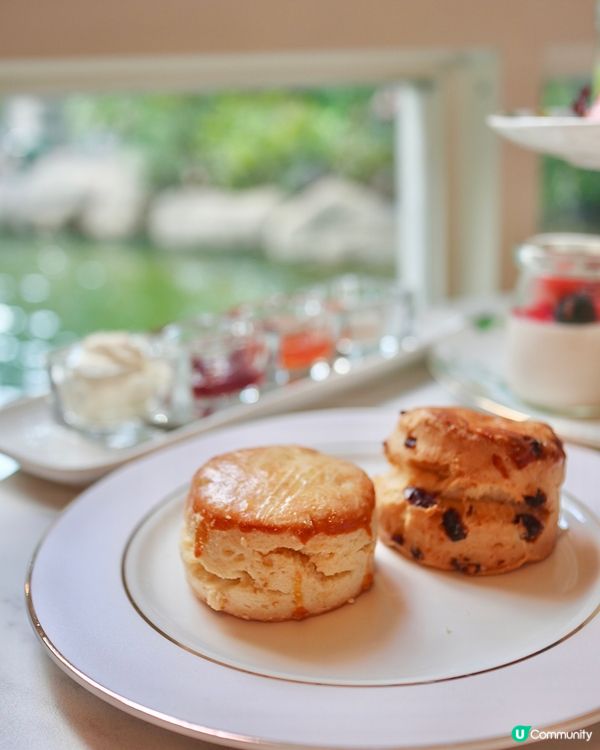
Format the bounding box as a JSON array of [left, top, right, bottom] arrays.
[[2, 363, 599, 749]]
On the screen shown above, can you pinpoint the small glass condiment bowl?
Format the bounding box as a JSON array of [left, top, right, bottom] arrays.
[[162, 313, 272, 417], [319, 274, 413, 359], [236, 292, 338, 381], [47, 331, 177, 448]]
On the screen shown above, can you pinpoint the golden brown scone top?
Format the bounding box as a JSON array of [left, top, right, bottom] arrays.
[[384, 407, 565, 499], [186, 445, 375, 543]]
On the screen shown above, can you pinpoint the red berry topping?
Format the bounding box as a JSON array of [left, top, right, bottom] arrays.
[[572, 84, 591, 116], [554, 292, 597, 324], [537, 277, 588, 303], [513, 302, 554, 322]]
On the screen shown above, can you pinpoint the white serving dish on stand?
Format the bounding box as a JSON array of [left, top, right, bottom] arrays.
[[488, 113, 600, 170]]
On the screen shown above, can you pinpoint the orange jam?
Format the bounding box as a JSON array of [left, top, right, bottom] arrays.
[[279, 330, 334, 370]]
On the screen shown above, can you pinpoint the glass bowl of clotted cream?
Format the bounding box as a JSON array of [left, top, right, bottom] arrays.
[[47, 331, 176, 447]]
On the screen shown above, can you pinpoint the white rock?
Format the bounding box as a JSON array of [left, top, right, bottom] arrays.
[[262, 177, 395, 266], [79, 154, 146, 240], [0, 148, 146, 240], [148, 186, 284, 251], [0, 173, 29, 228]]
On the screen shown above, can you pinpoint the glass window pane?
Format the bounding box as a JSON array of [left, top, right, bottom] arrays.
[[0, 86, 397, 394], [540, 76, 600, 234]]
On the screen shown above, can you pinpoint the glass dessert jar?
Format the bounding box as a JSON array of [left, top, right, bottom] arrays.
[[236, 292, 338, 380], [506, 233, 600, 415], [47, 331, 176, 447], [162, 314, 271, 416], [321, 274, 413, 359]]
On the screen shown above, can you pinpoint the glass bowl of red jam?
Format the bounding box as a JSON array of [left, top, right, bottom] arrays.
[[320, 274, 413, 359], [163, 314, 272, 416], [506, 233, 600, 415]]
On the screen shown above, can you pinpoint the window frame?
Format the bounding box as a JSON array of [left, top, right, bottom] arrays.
[[0, 48, 501, 303]]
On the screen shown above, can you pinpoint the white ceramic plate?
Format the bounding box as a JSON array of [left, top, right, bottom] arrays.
[[27, 409, 600, 749], [487, 114, 600, 170], [428, 321, 600, 450]]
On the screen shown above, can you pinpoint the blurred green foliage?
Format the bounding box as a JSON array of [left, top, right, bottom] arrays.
[[65, 88, 394, 193], [541, 79, 600, 232]]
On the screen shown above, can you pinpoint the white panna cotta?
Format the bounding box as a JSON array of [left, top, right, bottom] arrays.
[[506, 314, 600, 412]]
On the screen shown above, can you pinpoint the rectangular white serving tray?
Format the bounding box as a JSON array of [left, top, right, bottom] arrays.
[[0, 310, 465, 485]]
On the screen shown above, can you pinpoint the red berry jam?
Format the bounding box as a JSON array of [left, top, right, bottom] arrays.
[[191, 344, 266, 398]]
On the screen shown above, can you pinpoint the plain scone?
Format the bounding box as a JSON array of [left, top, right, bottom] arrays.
[[376, 407, 566, 575], [181, 445, 376, 621]]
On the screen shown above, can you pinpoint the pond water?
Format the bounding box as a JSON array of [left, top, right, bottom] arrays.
[[0, 233, 387, 396]]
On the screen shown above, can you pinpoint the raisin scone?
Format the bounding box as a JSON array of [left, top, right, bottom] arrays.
[[376, 407, 565, 575], [181, 445, 376, 621]]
